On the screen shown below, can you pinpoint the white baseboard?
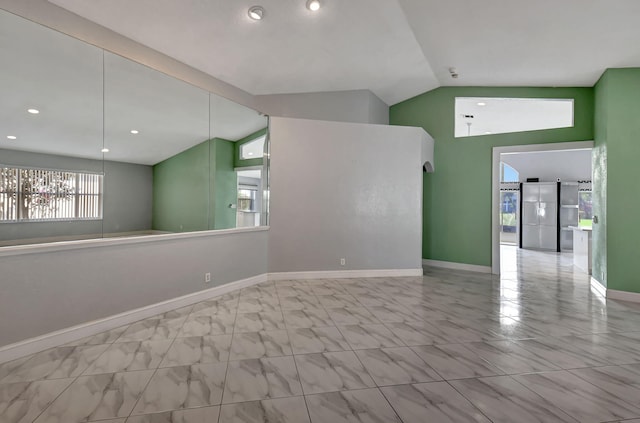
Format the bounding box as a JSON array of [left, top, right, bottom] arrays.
[[590, 277, 607, 297], [0, 273, 268, 364], [268, 268, 423, 281], [422, 259, 492, 274], [606, 288, 640, 303]]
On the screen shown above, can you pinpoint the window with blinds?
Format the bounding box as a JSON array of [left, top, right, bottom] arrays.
[[0, 166, 102, 221]]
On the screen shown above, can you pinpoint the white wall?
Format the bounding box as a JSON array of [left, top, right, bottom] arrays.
[[268, 117, 426, 273], [255, 90, 389, 125], [501, 149, 592, 182], [0, 229, 268, 347]]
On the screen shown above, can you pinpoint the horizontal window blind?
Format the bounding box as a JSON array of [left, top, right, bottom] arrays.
[[0, 166, 102, 222]]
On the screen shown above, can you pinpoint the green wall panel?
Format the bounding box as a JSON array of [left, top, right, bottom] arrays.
[[153, 138, 238, 232], [212, 138, 237, 230], [390, 87, 594, 266], [152, 141, 209, 232], [598, 69, 640, 293]]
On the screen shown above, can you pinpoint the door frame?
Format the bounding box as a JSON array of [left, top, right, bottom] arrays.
[[491, 141, 594, 275]]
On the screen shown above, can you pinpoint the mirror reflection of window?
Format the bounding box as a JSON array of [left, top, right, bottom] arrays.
[[236, 169, 262, 228], [240, 135, 266, 160]]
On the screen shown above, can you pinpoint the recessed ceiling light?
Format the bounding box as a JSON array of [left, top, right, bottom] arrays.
[[477, 102, 486, 106], [7, 135, 17, 140], [130, 130, 139, 134], [27, 108, 40, 114], [306, 0, 321, 11], [101, 148, 110, 153], [485, 131, 492, 134], [248, 152, 254, 156], [248, 6, 264, 20]]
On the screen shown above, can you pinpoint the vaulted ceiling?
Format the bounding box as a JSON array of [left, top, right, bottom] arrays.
[[40, 0, 640, 105]]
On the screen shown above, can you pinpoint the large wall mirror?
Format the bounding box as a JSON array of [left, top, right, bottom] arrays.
[[0, 9, 269, 247]]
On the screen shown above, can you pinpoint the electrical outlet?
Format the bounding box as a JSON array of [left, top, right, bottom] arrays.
[[340, 258, 346, 266], [205, 272, 211, 283]]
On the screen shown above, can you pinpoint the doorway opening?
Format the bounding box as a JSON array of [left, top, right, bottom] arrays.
[[491, 141, 594, 275], [236, 167, 262, 228]]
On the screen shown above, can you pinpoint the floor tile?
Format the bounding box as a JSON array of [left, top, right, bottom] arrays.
[[64, 326, 129, 347], [83, 340, 172, 374], [126, 406, 220, 422], [450, 376, 578, 422], [234, 312, 286, 333], [229, 331, 292, 360], [131, 364, 227, 415], [513, 337, 609, 369], [160, 335, 232, 367], [0, 356, 32, 383], [305, 388, 401, 423], [278, 295, 321, 310], [381, 382, 491, 423], [338, 325, 404, 350], [282, 309, 334, 329], [367, 305, 422, 323], [327, 307, 380, 325], [219, 397, 310, 423], [116, 318, 185, 342], [35, 370, 153, 422], [316, 294, 361, 308], [223, 357, 302, 404], [191, 300, 237, 316], [0, 379, 74, 423], [355, 347, 441, 386], [513, 370, 640, 422], [467, 340, 560, 374], [178, 314, 235, 337], [411, 344, 504, 380], [238, 298, 280, 314], [383, 322, 435, 346], [570, 364, 640, 407], [287, 327, 351, 354], [295, 351, 375, 394], [2, 345, 109, 383]]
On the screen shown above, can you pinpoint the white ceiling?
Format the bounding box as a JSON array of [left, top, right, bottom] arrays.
[[501, 149, 592, 183], [48, 0, 640, 105]]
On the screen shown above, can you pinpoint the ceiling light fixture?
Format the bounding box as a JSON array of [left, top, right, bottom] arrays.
[[27, 108, 40, 114], [248, 6, 265, 20], [306, 0, 321, 11], [130, 129, 139, 134], [101, 148, 109, 153], [7, 135, 17, 140], [477, 102, 486, 106]]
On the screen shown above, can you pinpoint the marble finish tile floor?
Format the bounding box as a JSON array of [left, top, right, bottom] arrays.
[[4, 246, 640, 422]]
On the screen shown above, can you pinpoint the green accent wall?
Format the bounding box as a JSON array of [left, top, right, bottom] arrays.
[[153, 138, 237, 232], [390, 87, 594, 267], [594, 68, 640, 293], [211, 138, 237, 230], [234, 128, 267, 168], [153, 141, 210, 232]]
